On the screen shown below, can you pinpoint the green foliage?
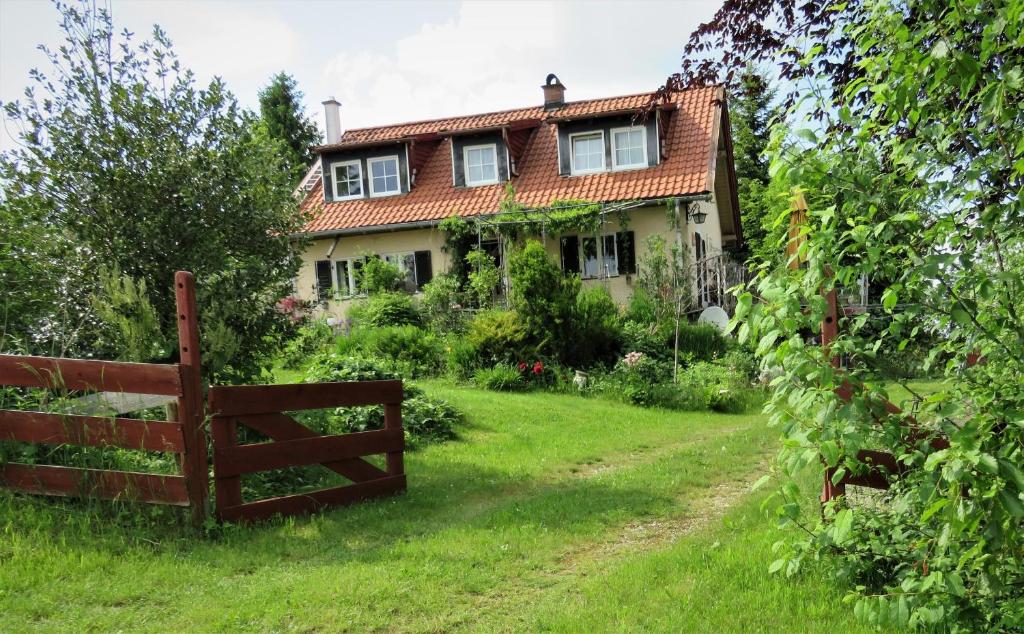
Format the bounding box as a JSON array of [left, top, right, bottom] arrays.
[[635, 234, 693, 320], [438, 215, 475, 284], [419, 273, 465, 332], [357, 257, 406, 294], [465, 247, 502, 309], [733, 1, 1024, 628], [567, 286, 623, 367], [349, 292, 423, 328], [256, 72, 321, 182], [0, 3, 306, 381], [335, 326, 443, 378], [444, 336, 480, 380], [730, 69, 781, 265], [301, 353, 459, 446], [676, 324, 728, 362], [280, 320, 335, 370], [507, 240, 579, 358], [621, 319, 674, 361], [466, 309, 531, 365], [473, 364, 529, 392], [91, 267, 167, 362]]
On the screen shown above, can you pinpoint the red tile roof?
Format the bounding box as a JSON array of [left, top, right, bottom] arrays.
[[300, 86, 722, 235]]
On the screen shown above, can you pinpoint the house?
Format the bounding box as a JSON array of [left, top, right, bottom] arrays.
[[292, 75, 743, 317]]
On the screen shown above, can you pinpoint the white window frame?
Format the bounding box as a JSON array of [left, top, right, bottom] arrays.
[[610, 125, 648, 171], [331, 160, 363, 201], [332, 256, 366, 299], [463, 143, 499, 186], [569, 130, 606, 175], [367, 155, 401, 198], [579, 233, 619, 279]]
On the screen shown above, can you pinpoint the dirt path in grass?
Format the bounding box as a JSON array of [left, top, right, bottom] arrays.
[[451, 427, 775, 631]]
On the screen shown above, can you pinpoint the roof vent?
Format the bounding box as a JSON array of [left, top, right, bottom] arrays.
[[542, 74, 565, 111]]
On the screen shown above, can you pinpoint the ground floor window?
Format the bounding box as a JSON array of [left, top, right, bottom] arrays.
[[559, 231, 636, 279]]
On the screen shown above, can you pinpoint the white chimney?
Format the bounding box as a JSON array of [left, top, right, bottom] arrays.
[[323, 97, 342, 144]]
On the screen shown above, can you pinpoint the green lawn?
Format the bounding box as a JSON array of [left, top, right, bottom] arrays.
[[0, 384, 879, 632]]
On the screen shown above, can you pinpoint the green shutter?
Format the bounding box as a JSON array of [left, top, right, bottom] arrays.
[[415, 250, 433, 289], [560, 236, 580, 274]]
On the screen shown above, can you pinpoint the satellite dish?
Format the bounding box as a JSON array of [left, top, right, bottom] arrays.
[[697, 306, 730, 332]]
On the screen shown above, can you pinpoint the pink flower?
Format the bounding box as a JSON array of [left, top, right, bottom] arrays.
[[518, 362, 528, 372], [533, 361, 544, 375]]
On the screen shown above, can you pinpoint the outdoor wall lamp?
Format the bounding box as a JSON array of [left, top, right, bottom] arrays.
[[687, 202, 708, 224]]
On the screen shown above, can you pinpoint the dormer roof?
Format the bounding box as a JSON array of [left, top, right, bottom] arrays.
[[300, 85, 725, 236]]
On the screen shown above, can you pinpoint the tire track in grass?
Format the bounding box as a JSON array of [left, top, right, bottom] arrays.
[[447, 422, 775, 632]]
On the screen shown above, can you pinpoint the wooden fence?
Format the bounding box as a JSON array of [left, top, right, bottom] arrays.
[[207, 380, 406, 522], [0, 271, 209, 526], [818, 287, 950, 503]]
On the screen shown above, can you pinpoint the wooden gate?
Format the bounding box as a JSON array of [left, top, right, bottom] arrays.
[[0, 272, 209, 526], [207, 380, 406, 522]]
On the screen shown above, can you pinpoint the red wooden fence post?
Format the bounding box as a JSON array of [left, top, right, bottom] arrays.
[[383, 390, 404, 478], [174, 271, 210, 527], [820, 268, 843, 503]]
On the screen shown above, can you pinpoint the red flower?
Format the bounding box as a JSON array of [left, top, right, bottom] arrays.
[[518, 362, 528, 372], [533, 361, 544, 375]]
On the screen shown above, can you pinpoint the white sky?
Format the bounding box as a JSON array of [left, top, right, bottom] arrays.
[[0, 0, 723, 151]]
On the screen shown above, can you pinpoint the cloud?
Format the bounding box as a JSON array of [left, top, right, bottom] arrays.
[[319, 1, 559, 131], [313, 0, 720, 134]]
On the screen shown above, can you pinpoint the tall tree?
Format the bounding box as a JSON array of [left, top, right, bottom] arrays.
[[257, 72, 322, 181], [728, 69, 779, 263], [0, 1, 308, 382]]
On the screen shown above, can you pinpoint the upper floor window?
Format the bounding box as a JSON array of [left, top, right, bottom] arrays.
[[570, 131, 605, 175], [368, 156, 401, 197], [611, 126, 646, 170], [331, 160, 363, 200], [464, 144, 498, 186]]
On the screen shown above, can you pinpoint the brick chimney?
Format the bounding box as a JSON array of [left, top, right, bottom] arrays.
[[322, 97, 342, 144], [542, 74, 565, 110]]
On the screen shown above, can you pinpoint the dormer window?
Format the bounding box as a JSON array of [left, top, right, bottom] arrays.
[[368, 156, 401, 197], [611, 126, 647, 170], [464, 144, 498, 186], [570, 131, 605, 175], [332, 160, 363, 200]]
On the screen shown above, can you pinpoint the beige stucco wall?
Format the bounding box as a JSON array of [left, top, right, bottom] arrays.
[[295, 226, 449, 320], [293, 198, 726, 318]]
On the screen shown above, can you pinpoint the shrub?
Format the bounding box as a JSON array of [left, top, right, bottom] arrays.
[[466, 309, 532, 365], [419, 274, 465, 332], [676, 323, 729, 362], [280, 320, 335, 370], [357, 256, 406, 293], [621, 319, 673, 360], [507, 240, 579, 358], [465, 247, 502, 309], [608, 351, 674, 406], [301, 352, 460, 446], [674, 361, 751, 413], [350, 292, 423, 328], [444, 336, 480, 380], [335, 325, 443, 377], [567, 286, 623, 367], [473, 364, 529, 392]]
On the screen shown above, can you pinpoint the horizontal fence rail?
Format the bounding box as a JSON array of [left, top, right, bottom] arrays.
[[208, 379, 406, 523], [0, 354, 184, 395]]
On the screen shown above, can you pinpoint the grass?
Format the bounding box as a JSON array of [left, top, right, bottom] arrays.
[[0, 383, 879, 632]]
